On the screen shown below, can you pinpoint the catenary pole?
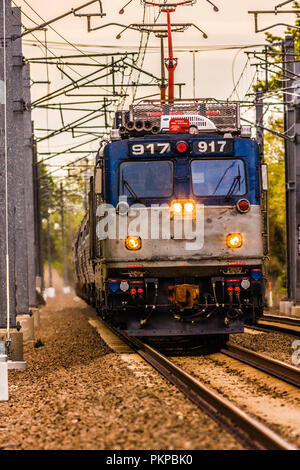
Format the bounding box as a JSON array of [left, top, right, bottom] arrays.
[[3, 0, 10, 345]]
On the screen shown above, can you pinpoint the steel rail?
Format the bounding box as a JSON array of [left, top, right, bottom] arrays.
[[250, 316, 300, 338], [262, 315, 300, 327], [222, 342, 300, 388], [104, 323, 296, 450]]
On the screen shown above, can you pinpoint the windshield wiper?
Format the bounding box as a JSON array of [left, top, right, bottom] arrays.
[[122, 178, 142, 203], [225, 165, 241, 201], [213, 161, 236, 195]]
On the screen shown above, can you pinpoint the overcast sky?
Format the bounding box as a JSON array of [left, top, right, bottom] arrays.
[[14, 0, 295, 173]]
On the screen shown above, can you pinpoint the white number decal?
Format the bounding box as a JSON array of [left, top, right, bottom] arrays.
[[196, 140, 228, 153], [146, 144, 155, 154], [132, 144, 144, 155], [208, 141, 215, 152], [218, 141, 226, 152], [132, 142, 171, 155], [198, 141, 208, 153], [157, 143, 171, 154]]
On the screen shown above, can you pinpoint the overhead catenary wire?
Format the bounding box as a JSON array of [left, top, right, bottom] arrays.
[[19, 3, 269, 185]]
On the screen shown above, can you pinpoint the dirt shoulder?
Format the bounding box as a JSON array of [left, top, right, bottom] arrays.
[[0, 289, 242, 450]]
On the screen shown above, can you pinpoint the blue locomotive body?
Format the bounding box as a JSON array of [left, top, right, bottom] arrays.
[[104, 135, 260, 207], [73, 100, 268, 344]]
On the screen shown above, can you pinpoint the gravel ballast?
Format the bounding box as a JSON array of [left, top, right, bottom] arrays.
[[173, 352, 300, 448], [0, 291, 243, 450], [231, 329, 300, 366]]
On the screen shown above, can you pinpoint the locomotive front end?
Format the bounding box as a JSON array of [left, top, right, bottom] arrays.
[[74, 100, 268, 341], [98, 135, 265, 336]]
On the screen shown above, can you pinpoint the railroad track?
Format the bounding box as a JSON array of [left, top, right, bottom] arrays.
[[246, 315, 300, 338], [222, 342, 300, 388], [103, 322, 296, 450]]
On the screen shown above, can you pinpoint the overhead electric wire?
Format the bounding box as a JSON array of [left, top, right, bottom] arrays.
[[228, 55, 250, 101], [13, 0, 119, 99], [22, 38, 267, 52], [20, 0, 110, 69]]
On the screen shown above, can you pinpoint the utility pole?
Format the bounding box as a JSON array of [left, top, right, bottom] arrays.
[[293, 60, 300, 308], [255, 90, 264, 160], [84, 158, 91, 212], [84, 163, 88, 212], [283, 36, 297, 307], [33, 139, 44, 296], [11, 6, 30, 317], [0, 0, 15, 337], [68, 209, 73, 260], [45, 179, 54, 297], [157, 34, 166, 102], [60, 184, 70, 293], [192, 50, 196, 99], [0, 1, 35, 364], [255, 90, 269, 259], [23, 64, 37, 308]]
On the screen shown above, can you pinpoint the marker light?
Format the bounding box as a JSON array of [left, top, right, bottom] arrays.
[[125, 236, 142, 251], [176, 141, 188, 153], [251, 269, 262, 281], [236, 199, 250, 214], [120, 281, 129, 292], [109, 280, 119, 292], [226, 233, 243, 249]]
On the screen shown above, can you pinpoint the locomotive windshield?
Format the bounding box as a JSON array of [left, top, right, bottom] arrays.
[[119, 161, 173, 198], [191, 159, 247, 197]]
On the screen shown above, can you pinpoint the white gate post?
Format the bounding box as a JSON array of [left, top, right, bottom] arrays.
[[0, 341, 8, 401]]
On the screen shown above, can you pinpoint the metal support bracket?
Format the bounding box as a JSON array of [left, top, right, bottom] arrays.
[[286, 180, 296, 191]]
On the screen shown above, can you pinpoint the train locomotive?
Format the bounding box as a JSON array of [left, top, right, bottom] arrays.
[[73, 98, 269, 345]]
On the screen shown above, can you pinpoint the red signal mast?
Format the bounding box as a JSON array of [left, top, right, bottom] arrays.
[[143, 1, 197, 103]]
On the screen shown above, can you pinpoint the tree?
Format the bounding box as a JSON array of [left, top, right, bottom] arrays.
[[253, 2, 300, 297], [40, 166, 85, 285], [264, 117, 287, 296]]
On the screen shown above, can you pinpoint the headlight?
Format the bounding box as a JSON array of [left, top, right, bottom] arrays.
[[125, 236, 142, 251], [184, 202, 195, 214], [171, 201, 196, 217], [171, 202, 183, 216], [226, 233, 243, 248]]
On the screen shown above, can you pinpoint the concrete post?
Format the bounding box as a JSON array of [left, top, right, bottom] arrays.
[[11, 7, 30, 315], [0, 355, 8, 402], [292, 61, 300, 315], [45, 179, 55, 297], [283, 36, 296, 308], [33, 144, 45, 295], [23, 64, 37, 308], [60, 183, 70, 293], [0, 339, 8, 400], [0, 0, 17, 330]]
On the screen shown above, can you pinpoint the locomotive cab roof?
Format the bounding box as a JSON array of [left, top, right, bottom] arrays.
[[112, 98, 244, 141]]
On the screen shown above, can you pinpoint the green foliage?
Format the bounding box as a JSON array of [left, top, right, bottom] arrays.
[[253, 3, 300, 296], [253, 2, 300, 92], [264, 117, 287, 295], [40, 168, 85, 285]]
